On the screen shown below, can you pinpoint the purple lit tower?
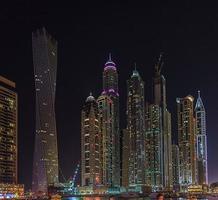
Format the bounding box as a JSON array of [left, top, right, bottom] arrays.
[[102, 54, 120, 187]]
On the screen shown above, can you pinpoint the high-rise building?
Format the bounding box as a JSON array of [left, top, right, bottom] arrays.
[[121, 129, 129, 188], [97, 94, 114, 186], [102, 54, 120, 186], [32, 28, 59, 193], [81, 94, 102, 186], [176, 95, 196, 186], [145, 103, 162, 190], [127, 69, 145, 187], [195, 91, 208, 185], [153, 54, 173, 189], [172, 144, 180, 186], [0, 76, 17, 184]]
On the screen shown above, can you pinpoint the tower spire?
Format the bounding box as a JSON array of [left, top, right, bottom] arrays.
[[198, 90, 201, 98], [155, 52, 164, 76], [109, 53, 112, 61], [134, 62, 137, 71]]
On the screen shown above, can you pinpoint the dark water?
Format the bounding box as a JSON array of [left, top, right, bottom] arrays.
[[62, 197, 217, 200]]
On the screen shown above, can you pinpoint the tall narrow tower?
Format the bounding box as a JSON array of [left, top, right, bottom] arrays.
[[97, 94, 114, 186], [127, 68, 145, 186], [177, 95, 196, 186], [172, 144, 180, 187], [153, 54, 172, 189], [32, 28, 59, 193], [195, 91, 208, 185], [81, 94, 102, 186], [145, 103, 162, 190], [102, 54, 120, 186]]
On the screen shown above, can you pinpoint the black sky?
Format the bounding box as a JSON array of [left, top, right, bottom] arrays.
[[0, 1, 218, 189]]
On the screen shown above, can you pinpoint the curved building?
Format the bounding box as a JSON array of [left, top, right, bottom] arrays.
[[32, 28, 59, 193]]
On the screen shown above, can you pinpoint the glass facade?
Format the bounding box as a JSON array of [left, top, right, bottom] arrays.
[[153, 55, 173, 189], [32, 28, 59, 193]]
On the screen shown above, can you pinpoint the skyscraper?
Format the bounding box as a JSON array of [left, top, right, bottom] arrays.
[[195, 91, 208, 185], [176, 95, 196, 186], [121, 129, 129, 188], [127, 68, 145, 187], [81, 94, 102, 186], [172, 144, 180, 187], [0, 76, 17, 184], [32, 28, 59, 193], [102, 54, 120, 186], [153, 54, 173, 189], [97, 94, 114, 186], [145, 103, 162, 190]]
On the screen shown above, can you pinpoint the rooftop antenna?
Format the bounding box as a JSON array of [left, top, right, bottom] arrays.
[[155, 52, 164, 75], [109, 53, 112, 61], [198, 90, 201, 98], [134, 62, 137, 71]]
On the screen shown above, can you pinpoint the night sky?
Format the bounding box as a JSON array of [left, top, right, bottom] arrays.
[[0, 1, 218, 189]]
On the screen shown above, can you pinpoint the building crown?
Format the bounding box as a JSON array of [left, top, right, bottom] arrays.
[[195, 90, 205, 111]]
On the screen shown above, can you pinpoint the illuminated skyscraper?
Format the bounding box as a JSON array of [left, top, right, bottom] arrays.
[[172, 144, 180, 187], [121, 129, 129, 187], [102, 54, 120, 186], [145, 104, 162, 190], [97, 94, 114, 186], [177, 95, 196, 186], [81, 94, 101, 186], [127, 68, 145, 187], [0, 76, 17, 184], [32, 28, 59, 193], [153, 54, 172, 189], [195, 91, 208, 185]]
